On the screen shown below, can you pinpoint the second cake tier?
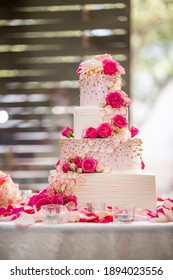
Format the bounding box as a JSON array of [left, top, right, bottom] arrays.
[[59, 138, 143, 171], [74, 106, 128, 138]]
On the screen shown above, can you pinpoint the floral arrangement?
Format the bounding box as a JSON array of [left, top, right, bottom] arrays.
[[26, 163, 79, 212], [30, 154, 111, 215], [27, 153, 109, 214], [0, 169, 173, 224], [48, 167, 78, 197], [61, 154, 105, 174], [82, 123, 112, 138], [82, 115, 130, 139], [0, 170, 20, 207], [96, 90, 132, 141], [27, 188, 77, 211], [76, 54, 125, 80]]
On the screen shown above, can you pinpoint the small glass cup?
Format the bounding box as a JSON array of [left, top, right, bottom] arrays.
[[87, 202, 106, 212], [41, 204, 69, 224], [20, 189, 33, 198], [113, 205, 134, 223]]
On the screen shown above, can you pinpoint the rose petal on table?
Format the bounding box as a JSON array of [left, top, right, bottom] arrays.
[[14, 212, 37, 227]]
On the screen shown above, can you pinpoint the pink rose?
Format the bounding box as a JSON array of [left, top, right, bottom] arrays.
[[28, 189, 46, 206], [129, 126, 139, 137], [28, 190, 52, 210], [72, 156, 82, 168], [64, 196, 77, 210], [106, 91, 124, 108], [35, 197, 52, 210], [103, 59, 125, 75], [81, 158, 98, 173], [97, 123, 112, 138], [85, 127, 98, 138], [62, 162, 70, 173], [28, 190, 64, 210], [51, 194, 64, 205], [61, 127, 74, 138], [112, 114, 127, 128]]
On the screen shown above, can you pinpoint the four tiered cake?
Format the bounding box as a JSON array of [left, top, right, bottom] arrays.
[[53, 54, 156, 210]]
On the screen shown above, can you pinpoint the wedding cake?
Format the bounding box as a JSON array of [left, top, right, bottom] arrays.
[[53, 54, 156, 210]]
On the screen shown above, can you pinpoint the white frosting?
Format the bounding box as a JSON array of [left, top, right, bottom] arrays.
[[80, 74, 122, 106], [74, 106, 103, 138], [75, 171, 157, 209]]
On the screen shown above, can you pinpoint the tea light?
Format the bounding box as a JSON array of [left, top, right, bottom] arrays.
[[114, 205, 134, 223], [118, 212, 131, 222]]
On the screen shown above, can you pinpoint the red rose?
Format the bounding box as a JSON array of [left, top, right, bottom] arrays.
[[103, 59, 125, 75], [81, 158, 98, 173], [129, 126, 139, 137], [28, 190, 52, 210], [51, 194, 64, 205], [106, 91, 125, 108], [63, 196, 77, 210], [85, 127, 98, 138], [62, 163, 70, 173], [61, 127, 74, 138], [112, 114, 127, 128], [72, 156, 82, 168], [35, 197, 52, 210], [97, 123, 112, 138]]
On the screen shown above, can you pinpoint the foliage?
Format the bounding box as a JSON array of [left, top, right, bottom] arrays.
[[131, 0, 173, 125]]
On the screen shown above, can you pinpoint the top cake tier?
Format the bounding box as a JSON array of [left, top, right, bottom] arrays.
[[76, 54, 125, 106]]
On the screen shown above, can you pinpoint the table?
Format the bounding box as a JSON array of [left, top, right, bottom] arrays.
[[0, 222, 173, 260]]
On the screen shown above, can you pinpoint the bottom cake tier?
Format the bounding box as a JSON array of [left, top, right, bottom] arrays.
[[74, 171, 157, 210]]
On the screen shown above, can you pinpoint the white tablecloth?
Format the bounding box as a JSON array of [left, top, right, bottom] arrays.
[[0, 222, 173, 260]]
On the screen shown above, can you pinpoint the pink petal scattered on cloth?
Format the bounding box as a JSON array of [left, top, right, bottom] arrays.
[[134, 208, 150, 222], [0, 215, 15, 222], [14, 211, 42, 227]]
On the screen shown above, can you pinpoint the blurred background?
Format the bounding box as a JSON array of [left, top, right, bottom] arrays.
[[0, 0, 172, 195]]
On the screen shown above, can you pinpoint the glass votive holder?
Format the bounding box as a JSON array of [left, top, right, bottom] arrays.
[[113, 205, 134, 223], [87, 202, 106, 212], [20, 189, 33, 198], [41, 204, 69, 224]]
